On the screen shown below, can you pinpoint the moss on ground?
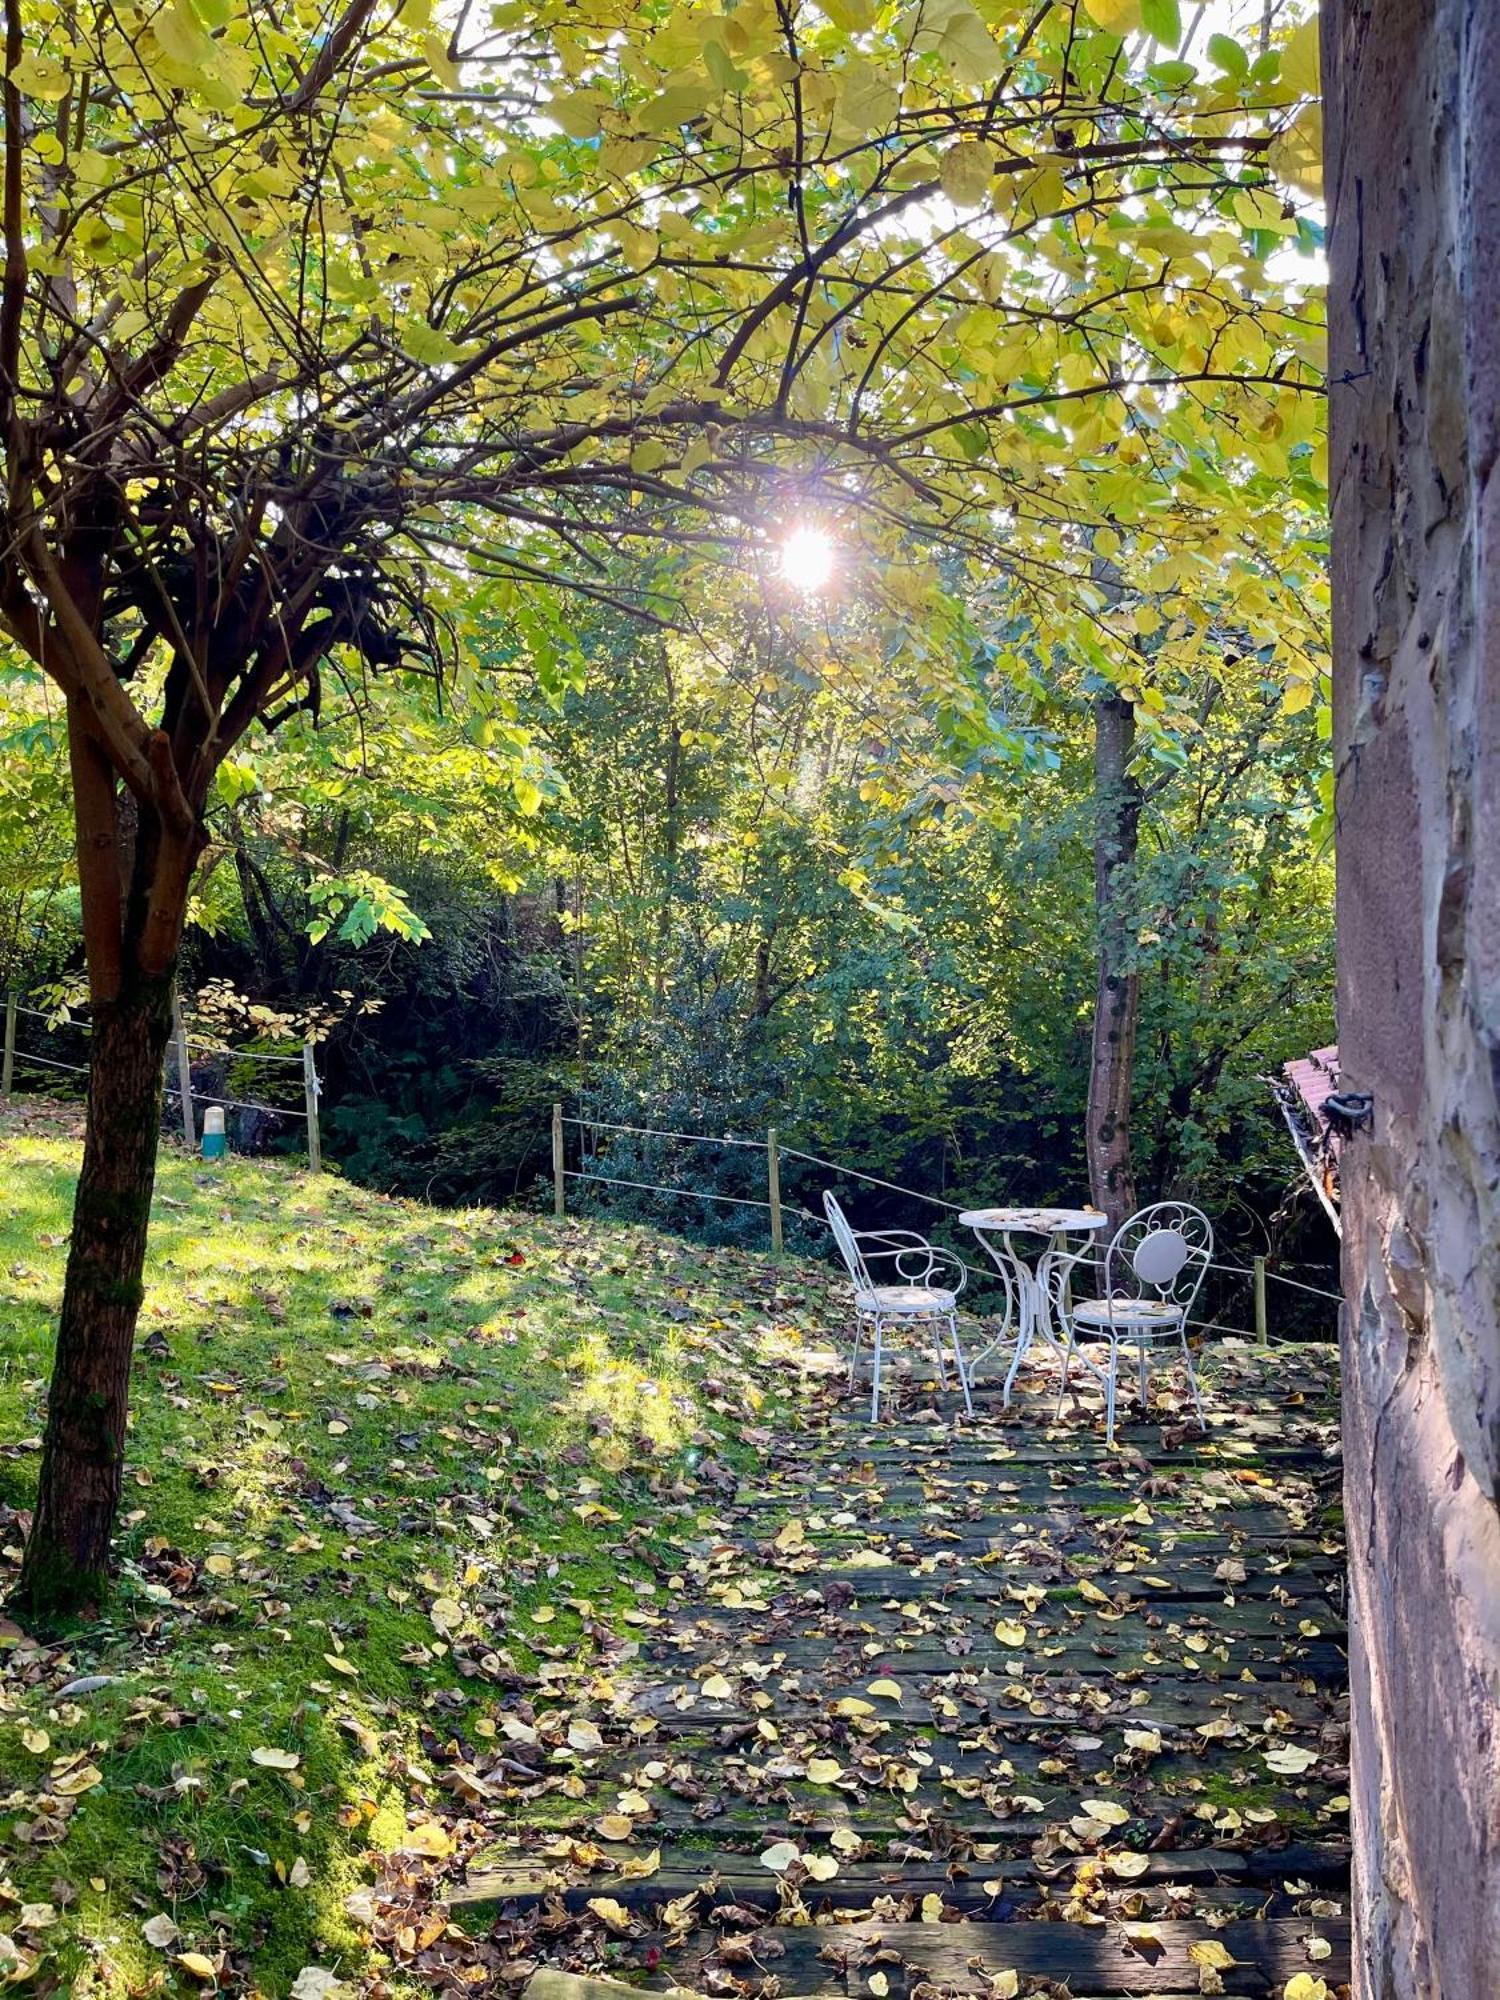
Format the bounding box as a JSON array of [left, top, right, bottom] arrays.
[[0, 1113, 822, 1997]]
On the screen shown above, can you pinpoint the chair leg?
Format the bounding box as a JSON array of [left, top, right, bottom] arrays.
[[1179, 1328, 1206, 1428], [849, 1314, 863, 1392], [1055, 1333, 1074, 1418], [930, 1318, 949, 1388], [1138, 1342, 1150, 1413], [949, 1314, 973, 1417], [1104, 1342, 1119, 1447], [870, 1317, 884, 1423]]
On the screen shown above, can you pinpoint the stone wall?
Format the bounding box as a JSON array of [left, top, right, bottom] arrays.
[[1323, 2, 1500, 1994]]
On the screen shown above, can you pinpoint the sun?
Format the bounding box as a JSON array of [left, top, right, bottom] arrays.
[[777, 525, 836, 592]]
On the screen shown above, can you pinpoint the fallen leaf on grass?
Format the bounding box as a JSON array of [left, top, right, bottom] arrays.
[[142, 1915, 179, 1948], [289, 1972, 347, 2000], [251, 1747, 300, 1771]]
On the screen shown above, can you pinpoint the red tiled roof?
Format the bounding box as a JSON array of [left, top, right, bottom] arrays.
[[1284, 1045, 1340, 1125]]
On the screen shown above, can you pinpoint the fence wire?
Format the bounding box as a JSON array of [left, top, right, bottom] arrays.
[[554, 1112, 1343, 1312]]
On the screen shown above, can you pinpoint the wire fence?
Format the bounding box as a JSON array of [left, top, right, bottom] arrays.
[[2, 990, 322, 1165], [551, 1108, 1342, 1343]]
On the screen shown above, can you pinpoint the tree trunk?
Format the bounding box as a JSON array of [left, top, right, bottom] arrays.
[[15, 978, 173, 1613], [13, 701, 199, 1619], [1085, 690, 1141, 1232], [1325, 3, 1500, 1994]]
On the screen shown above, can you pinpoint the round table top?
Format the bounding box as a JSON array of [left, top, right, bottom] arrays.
[[959, 1205, 1109, 1233]]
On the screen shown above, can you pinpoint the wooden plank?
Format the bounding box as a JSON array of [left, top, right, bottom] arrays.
[[627, 1678, 1346, 1732], [453, 1843, 1351, 1916], [663, 1918, 1351, 1997]]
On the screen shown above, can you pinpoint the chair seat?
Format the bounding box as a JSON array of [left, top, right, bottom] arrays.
[[855, 1284, 957, 1314], [1072, 1297, 1184, 1333]]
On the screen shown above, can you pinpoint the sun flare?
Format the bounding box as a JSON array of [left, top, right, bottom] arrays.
[[777, 525, 836, 592]]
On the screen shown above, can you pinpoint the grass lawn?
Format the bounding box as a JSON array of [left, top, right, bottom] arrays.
[[0, 1104, 830, 1997]]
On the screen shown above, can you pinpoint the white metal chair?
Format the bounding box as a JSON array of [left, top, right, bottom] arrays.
[[824, 1192, 973, 1421], [1055, 1201, 1212, 1444]]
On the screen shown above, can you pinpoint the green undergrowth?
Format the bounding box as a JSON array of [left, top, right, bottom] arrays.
[[0, 1112, 829, 1996]]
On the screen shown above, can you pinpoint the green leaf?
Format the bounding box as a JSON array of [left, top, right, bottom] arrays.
[[1139, 0, 1181, 48], [1207, 32, 1248, 78]]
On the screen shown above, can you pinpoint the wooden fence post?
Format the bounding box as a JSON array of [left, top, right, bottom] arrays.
[[1254, 1255, 1268, 1345], [552, 1102, 566, 1219], [303, 1042, 322, 1173], [171, 986, 195, 1149], [1, 992, 14, 1102], [767, 1125, 783, 1254]]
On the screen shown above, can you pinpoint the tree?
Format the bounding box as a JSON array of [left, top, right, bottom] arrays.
[[1085, 686, 1141, 1229], [3, 0, 1324, 1609], [1324, 2, 1500, 1992]]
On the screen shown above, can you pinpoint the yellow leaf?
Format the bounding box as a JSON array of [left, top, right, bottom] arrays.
[[1278, 16, 1319, 95], [806, 1756, 843, 1784], [594, 1814, 635, 1841], [618, 1848, 660, 1879], [1188, 1941, 1237, 1971], [759, 1840, 800, 1873], [775, 1518, 806, 1550], [1081, 1798, 1129, 1826], [1283, 1981, 1329, 2000], [1082, 0, 1140, 31], [21, 1728, 49, 1754], [920, 1892, 944, 1922], [51, 1761, 103, 1795], [939, 142, 993, 209], [991, 1976, 1020, 2000], [804, 1853, 839, 1881], [993, 1620, 1026, 1648], [323, 1654, 359, 1677], [586, 1897, 633, 1933], [176, 1954, 219, 1981], [567, 1719, 604, 1752], [699, 1673, 733, 1701], [867, 1976, 889, 1998], [1107, 1850, 1150, 1879], [401, 1821, 453, 1857], [251, 1747, 300, 1771], [866, 1678, 903, 1700], [429, 1596, 462, 1633], [204, 1553, 234, 1578]]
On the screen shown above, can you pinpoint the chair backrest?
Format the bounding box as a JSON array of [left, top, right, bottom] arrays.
[[1104, 1201, 1213, 1315], [824, 1191, 875, 1292]]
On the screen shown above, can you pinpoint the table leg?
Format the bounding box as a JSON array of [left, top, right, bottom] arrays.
[[962, 1232, 1019, 1377], [997, 1232, 1036, 1406]]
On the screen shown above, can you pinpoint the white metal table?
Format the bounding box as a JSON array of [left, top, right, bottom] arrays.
[[959, 1206, 1109, 1404]]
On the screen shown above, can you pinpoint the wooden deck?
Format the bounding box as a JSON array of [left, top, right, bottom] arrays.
[[452, 1338, 1351, 1998]]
